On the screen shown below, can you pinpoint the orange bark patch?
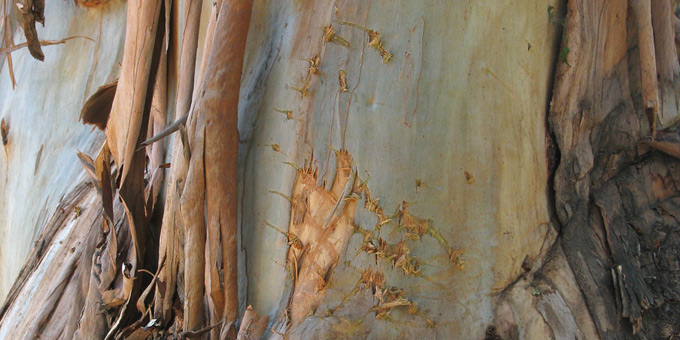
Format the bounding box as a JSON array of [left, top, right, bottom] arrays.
[[287, 150, 358, 327], [74, 0, 111, 7]]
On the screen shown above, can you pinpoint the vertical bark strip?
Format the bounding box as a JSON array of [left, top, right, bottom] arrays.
[[3, 2, 17, 88], [105, 0, 162, 185], [118, 1, 165, 271], [146, 34, 168, 216], [651, 0, 680, 126], [180, 117, 206, 331], [176, 0, 203, 119], [651, 0, 680, 83], [106, 6, 166, 337], [153, 0, 202, 325], [631, 0, 660, 133], [200, 0, 253, 332], [193, 0, 223, 101]]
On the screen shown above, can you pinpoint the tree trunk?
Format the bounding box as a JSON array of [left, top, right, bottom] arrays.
[[0, 0, 678, 339]]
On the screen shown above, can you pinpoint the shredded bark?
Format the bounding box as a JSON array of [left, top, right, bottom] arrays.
[[153, 0, 203, 326], [17, 0, 45, 61], [287, 151, 358, 327], [80, 79, 118, 131]]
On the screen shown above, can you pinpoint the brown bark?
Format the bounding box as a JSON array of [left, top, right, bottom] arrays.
[[181, 111, 207, 331], [651, 0, 680, 83], [153, 0, 253, 337], [203, 0, 254, 329], [18, 0, 44, 61], [80, 79, 118, 131], [550, 0, 680, 338], [152, 0, 202, 325], [631, 0, 659, 136], [2, 1, 17, 88], [105, 0, 162, 185], [236, 306, 269, 340]]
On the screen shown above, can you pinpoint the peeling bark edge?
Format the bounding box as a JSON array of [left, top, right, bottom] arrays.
[[17, 0, 44, 61]]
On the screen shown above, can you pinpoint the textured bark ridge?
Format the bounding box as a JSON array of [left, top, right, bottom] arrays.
[[550, 0, 680, 338]]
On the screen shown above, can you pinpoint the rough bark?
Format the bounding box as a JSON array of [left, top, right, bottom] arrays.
[[6, 1, 680, 340], [550, 0, 680, 338]]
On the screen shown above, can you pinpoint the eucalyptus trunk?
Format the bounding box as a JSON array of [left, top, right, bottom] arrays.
[[0, 1, 678, 339]]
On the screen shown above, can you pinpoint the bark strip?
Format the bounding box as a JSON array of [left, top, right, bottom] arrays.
[[24, 247, 81, 340], [198, 0, 254, 333], [180, 116, 207, 331], [18, 0, 44, 61], [105, 0, 163, 184], [236, 306, 269, 340], [153, 0, 203, 324], [631, 0, 660, 135], [651, 0, 680, 83]]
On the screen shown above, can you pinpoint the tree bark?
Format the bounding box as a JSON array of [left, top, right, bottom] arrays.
[[2, 0, 680, 339]]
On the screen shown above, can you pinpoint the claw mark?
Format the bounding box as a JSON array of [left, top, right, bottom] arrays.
[[1, 118, 9, 145], [283, 161, 302, 171], [482, 67, 514, 96], [339, 70, 348, 92], [301, 55, 320, 75], [324, 166, 356, 228], [399, 17, 424, 127], [323, 25, 349, 47], [269, 190, 292, 203], [464, 171, 474, 184], [274, 108, 294, 120], [264, 220, 303, 251], [288, 77, 311, 97], [334, 20, 392, 64], [264, 143, 285, 154]]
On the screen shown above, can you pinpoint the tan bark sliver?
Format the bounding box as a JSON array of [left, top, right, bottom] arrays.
[[75, 0, 111, 7], [180, 113, 207, 331], [105, 0, 162, 185], [631, 0, 660, 136], [236, 305, 269, 340]]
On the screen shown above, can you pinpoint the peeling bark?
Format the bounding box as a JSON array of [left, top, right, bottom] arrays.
[[550, 0, 680, 338], [105, 0, 162, 185], [18, 0, 44, 61], [287, 151, 358, 327], [5, 1, 680, 339], [152, 0, 202, 325]]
